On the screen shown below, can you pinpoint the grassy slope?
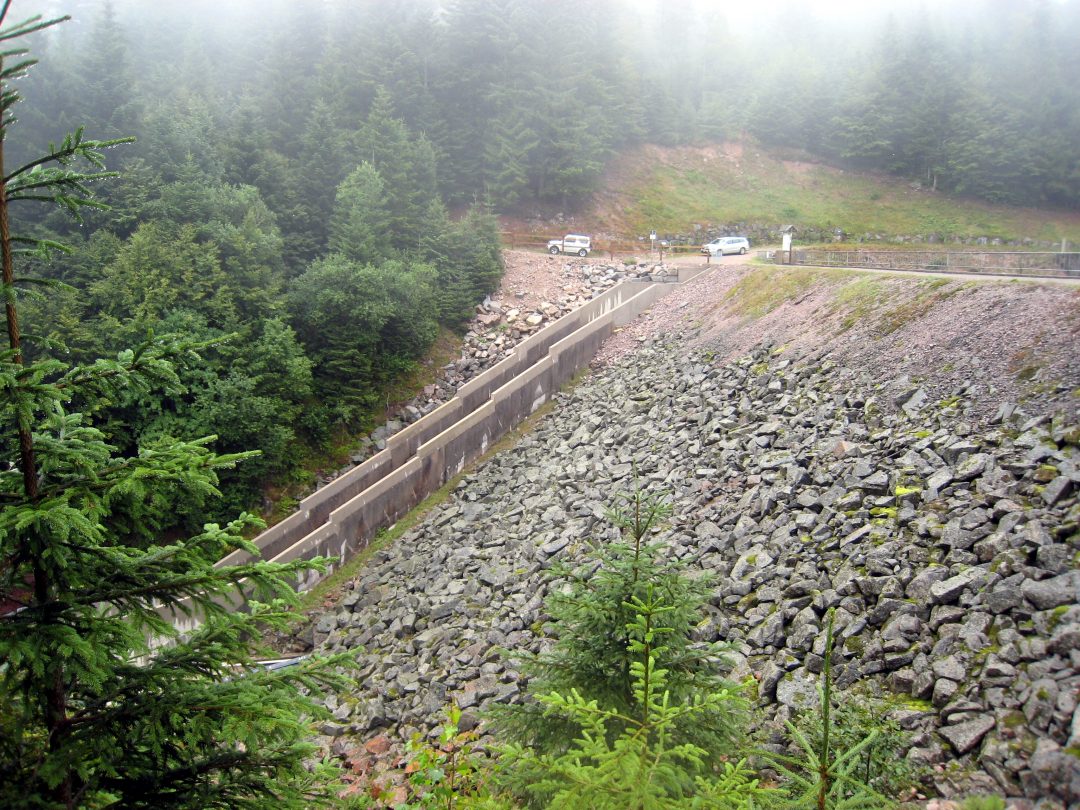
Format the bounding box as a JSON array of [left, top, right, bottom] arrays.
[[719, 264, 968, 335], [588, 143, 1080, 244]]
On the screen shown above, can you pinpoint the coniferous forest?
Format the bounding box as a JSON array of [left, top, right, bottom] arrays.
[[7, 0, 1080, 522], [2, 2, 1080, 808]]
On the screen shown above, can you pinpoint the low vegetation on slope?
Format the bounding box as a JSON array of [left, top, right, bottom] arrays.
[[720, 267, 965, 335], [590, 144, 1080, 244], [598, 265, 1079, 424]]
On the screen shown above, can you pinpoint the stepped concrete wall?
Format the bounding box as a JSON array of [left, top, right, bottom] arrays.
[[168, 274, 690, 630], [266, 281, 675, 582], [222, 277, 678, 569]]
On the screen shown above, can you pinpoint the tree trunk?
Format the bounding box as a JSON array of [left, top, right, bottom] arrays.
[[0, 53, 71, 810]]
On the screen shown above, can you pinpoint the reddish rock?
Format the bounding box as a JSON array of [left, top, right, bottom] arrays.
[[364, 735, 392, 755], [345, 752, 372, 775]]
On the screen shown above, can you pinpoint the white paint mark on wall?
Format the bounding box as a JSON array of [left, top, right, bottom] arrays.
[[530, 382, 549, 412]]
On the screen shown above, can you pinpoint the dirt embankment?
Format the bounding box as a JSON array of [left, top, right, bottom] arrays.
[[595, 263, 1080, 424], [498, 250, 1080, 422]]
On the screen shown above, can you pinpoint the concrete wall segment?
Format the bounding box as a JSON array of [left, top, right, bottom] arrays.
[[161, 273, 709, 630], [240, 277, 655, 570], [388, 400, 462, 466], [490, 357, 555, 438], [262, 281, 676, 577]]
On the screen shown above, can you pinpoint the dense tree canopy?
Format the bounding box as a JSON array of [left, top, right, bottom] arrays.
[[10, 0, 512, 523], [287, 255, 440, 413], [7, 0, 1076, 523], [10, 1, 1080, 224], [11, 0, 1072, 225], [0, 8, 352, 807]]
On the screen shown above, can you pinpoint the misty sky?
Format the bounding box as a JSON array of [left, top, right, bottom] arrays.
[[19, 0, 1056, 33]]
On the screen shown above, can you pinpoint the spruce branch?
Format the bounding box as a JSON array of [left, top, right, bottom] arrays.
[[0, 10, 71, 43], [0, 10, 352, 804], [6, 129, 136, 182]]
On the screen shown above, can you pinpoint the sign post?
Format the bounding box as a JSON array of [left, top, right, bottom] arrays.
[[781, 225, 798, 265]]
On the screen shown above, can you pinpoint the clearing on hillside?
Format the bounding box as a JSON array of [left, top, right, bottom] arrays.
[[585, 143, 1080, 244]]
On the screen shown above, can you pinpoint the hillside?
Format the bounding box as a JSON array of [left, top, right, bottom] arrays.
[[580, 143, 1080, 245], [599, 264, 1080, 422], [311, 264, 1079, 806]]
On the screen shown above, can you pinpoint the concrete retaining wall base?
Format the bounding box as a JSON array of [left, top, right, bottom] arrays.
[[160, 274, 696, 626]]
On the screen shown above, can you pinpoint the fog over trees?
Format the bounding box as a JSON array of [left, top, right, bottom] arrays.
[[6, 0, 1077, 521], [15, 0, 1080, 216]]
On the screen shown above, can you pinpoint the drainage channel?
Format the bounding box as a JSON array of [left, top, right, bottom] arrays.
[[165, 267, 711, 632]]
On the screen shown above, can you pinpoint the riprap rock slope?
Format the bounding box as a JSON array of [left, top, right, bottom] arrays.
[[317, 335, 1079, 803]]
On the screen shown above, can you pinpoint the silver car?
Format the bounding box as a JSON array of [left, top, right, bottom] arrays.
[[701, 237, 750, 257]]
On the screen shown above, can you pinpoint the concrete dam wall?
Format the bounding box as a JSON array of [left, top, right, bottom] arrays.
[[168, 268, 705, 630]]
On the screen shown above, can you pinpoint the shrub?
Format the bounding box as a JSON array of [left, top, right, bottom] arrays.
[[500, 587, 771, 809], [767, 611, 895, 809]]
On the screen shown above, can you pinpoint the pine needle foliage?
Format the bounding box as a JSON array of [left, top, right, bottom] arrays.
[[766, 611, 893, 810], [500, 586, 771, 810], [0, 6, 351, 808], [787, 680, 919, 800], [492, 487, 749, 802]]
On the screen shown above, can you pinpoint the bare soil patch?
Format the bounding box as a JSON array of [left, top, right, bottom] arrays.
[[595, 263, 1080, 422], [492, 249, 620, 313]]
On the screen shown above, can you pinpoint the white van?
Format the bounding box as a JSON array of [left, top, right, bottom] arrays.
[[547, 234, 592, 257]]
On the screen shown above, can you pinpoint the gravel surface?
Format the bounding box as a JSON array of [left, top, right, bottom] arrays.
[[492, 248, 634, 312], [595, 262, 1080, 422]]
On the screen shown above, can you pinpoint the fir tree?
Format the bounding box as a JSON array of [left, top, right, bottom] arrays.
[[500, 586, 769, 809], [482, 112, 538, 208], [421, 201, 504, 326], [0, 7, 349, 808], [296, 98, 348, 254], [492, 487, 750, 805], [352, 87, 438, 254], [329, 162, 391, 265], [768, 612, 894, 810]]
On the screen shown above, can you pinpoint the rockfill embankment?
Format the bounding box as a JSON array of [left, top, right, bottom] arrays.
[[314, 330, 1080, 804]]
